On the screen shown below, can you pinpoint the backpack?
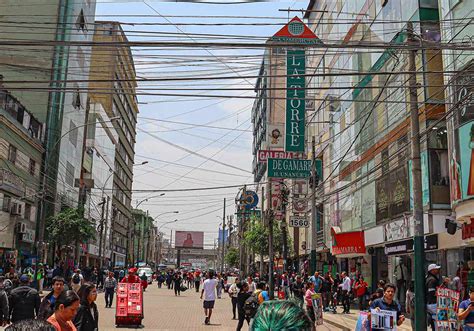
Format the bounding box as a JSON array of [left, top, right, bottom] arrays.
[[244, 290, 262, 318], [72, 274, 81, 284]]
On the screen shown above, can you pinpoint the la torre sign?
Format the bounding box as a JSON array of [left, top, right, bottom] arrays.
[[267, 158, 311, 179]]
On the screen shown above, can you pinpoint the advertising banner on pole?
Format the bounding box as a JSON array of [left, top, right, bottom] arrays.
[[435, 287, 460, 331], [175, 231, 204, 249]]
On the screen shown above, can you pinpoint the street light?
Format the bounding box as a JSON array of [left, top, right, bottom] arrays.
[[157, 219, 179, 232], [135, 192, 164, 209]]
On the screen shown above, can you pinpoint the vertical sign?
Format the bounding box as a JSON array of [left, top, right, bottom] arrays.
[[286, 49, 306, 152]]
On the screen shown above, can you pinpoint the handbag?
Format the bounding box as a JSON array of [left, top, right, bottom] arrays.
[[278, 291, 285, 299], [180, 285, 188, 292]]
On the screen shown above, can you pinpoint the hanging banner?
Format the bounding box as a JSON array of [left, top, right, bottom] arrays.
[[435, 287, 460, 331]]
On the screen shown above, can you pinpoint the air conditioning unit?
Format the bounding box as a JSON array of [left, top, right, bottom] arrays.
[[10, 203, 21, 216], [17, 222, 27, 234]]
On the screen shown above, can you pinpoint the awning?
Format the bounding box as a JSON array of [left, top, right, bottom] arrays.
[[331, 228, 366, 255]]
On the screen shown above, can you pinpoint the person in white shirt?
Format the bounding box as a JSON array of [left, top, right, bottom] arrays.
[[200, 271, 218, 325], [339, 271, 351, 314], [228, 278, 240, 320]]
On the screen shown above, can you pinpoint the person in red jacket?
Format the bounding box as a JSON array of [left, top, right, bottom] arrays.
[[121, 268, 140, 283], [354, 275, 368, 311]]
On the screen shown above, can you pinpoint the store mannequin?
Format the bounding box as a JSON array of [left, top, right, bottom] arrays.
[[394, 259, 408, 303]]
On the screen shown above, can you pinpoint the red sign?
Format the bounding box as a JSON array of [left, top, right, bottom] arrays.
[[331, 230, 366, 255], [181, 262, 192, 267], [462, 219, 474, 240], [272, 16, 319, 40], [258, 150, 296, 163]]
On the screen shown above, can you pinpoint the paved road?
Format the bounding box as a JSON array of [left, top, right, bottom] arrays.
[[97, 284, 341, 330]]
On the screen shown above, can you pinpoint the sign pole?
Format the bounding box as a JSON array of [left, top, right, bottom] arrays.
[[310, 137, 317, 274]]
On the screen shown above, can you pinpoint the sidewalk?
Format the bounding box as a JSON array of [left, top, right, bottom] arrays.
[[323, 309, 413, 331]]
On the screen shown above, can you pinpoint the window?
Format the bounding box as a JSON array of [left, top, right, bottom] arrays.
[[2, 195, 11, 212], [76, 9, 86, 32], [72, 89, 82, 109], [8, 145, 17, 163], [24, 203, 31, 221], [29, 159, 36, 176], [69, 120, 78, 147], [65, 162, 75, 187]]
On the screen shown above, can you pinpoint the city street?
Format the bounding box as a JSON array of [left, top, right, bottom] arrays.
[[97, 285, 340, 330]]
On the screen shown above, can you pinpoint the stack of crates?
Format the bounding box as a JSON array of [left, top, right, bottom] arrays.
[[116, 283, 128, 317], [127, 283, 143, 316]]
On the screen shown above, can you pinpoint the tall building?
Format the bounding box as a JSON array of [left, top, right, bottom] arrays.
[[0, 80, 45, 267], [439, 0, 474, 258], [89, 22, 139, 267], [0, 0, 98, 261], [305, 0, 452, 292]]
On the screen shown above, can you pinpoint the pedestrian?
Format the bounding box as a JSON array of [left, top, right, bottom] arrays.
[[321, 273, 333, 311], [37, 263, 45, 294], [405, 282, 415, 330], [228, 278, 239, 320], [71, 270, 83, 293], [309, 271, 323, 293], [46, 266, 54, 289], [370, 283, 405, 330], [354, 275, 368, 311], [121, 268, 140, 283], [292, 276, 305, 308], [0, 277, 9, 326], [104, 271, 117, 308], [73, 284, 98, 331], [187, 272, 194, 288], [305, 281, 316, 322], [5, 319, 57, 330], [458, 286, 474, 330], [250, 301, 315, 331], [247, 276, 256, 294], [200, 271, 218, 325], [216, 274, 224, 299], [173, 273, 182, 296], [339, 271, 351, 314], [255, 281, 269, 303], [194, 271, 202, 293], [236, 282, 251, 331], [47, 290, 80, 331], [8, 274, 41, 322], [425, 264, 441, 330], [39, 276, 66, 320], [280, 272, 290, 299]]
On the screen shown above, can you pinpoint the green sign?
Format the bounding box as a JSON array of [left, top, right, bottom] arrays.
[[285, 49, 306, 152], [268, 158, 311, 178]]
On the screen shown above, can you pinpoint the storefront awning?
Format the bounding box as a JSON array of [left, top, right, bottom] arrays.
[[331, 228, 366, 255]]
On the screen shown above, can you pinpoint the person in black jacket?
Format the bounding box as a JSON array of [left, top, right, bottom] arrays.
[[0, 276, 9, 326], [236, 282, 251, 331], [426, 264, 441, 330], [73, 283, 98, 331], [38, 276, 65, 320], [8, 274, 40, 323]]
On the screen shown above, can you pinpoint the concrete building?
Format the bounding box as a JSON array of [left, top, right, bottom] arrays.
[[131, 209, 154, 266], [89, 22, 139, 267], [81, 103, 118, 267], [0, 0, 98, 263], [439, 0, 474, 268], [304, 0, 452, 293], [0, 81, 45, 267]]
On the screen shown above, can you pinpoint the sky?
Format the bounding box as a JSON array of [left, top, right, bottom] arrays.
[[96, 0, 309, 248]]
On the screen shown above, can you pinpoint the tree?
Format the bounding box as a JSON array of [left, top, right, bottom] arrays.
[[243, 218, 293, 257], [224, 247, 239, 267], [46, 207, 96, 249]]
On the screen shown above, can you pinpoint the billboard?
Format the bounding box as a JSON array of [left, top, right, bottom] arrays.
[[175, 231, 204, 249]]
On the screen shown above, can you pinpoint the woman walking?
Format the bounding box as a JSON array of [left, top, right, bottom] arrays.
[[73, 283, 98, 331], [174, 273, 182, 296], [47, 290, 80, 331], [305, 281, 316, 323]]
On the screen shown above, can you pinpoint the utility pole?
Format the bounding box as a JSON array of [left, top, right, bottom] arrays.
[[310, 136, 317, 274], [260, 186, 265, 277], [268, 182, 275, 300], [98, 197, 106, 269], [221, 198, 226, 273], [281, 183, 288, 273], [408, 23, 426, 331]]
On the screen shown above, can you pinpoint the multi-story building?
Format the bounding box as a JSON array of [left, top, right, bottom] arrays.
[[0, 0, 98, 262], [304, 0, 453, 295], [439, 0, 474, 265], [0, 81, 45, 267], [89, 22, 139, 267], [81, 103, 118, 267], [131, 209, 154, 265]]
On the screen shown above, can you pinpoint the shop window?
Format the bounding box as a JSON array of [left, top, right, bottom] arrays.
[[8, 145, 17, 164], [24, 203, 31, 221], [428, 121, 448, 149], [429, 149, 450, 205], [2, 195, 11, 212]]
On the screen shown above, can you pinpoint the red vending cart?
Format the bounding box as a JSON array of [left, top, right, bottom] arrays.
[[115, 282, 144, 326]]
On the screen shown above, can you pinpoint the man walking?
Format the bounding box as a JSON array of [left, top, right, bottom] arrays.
[[104, 271, 117, 308], [195, 271, 202, 293], [8, 274, 41, 322], [71, 269, 84, 293], [228, 278, 240, 320], [310, 271, 323, 293], [426, 264, 441, 329], [292, 276, 305, 308], [200, 271, 218, 325], [38, 276, 65, 319], [340, 271, 351, 314]]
